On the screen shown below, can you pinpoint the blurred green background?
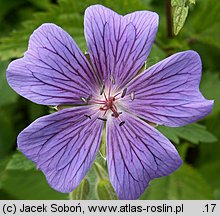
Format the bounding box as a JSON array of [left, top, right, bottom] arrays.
[[0, 0, 220, 200]]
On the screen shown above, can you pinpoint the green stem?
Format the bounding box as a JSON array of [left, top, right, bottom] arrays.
[[166, 0, 173, 38], [94, 162, 107, 180]]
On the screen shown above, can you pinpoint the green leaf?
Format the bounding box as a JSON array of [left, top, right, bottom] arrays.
[[186, 0, 220, 64], [97, 179, 118, 200], [0, 61, 18, 106], [198, 160, 220, 199], [188, 0, 195, 4], [69, 178, 90, 200], [84, 166, 98, 200], [157, 126, 179, 144], [173, 5, 188, 36], [26, 0, 51, 9], [6, 151, 36, 171], [171, 0, 196, 36], [93, 162, 108, 180], [0, 2, 83, 60], [28, 103, 48, 122], [172, 0, 188, 36], [157, 123, 217, 144], [145, 44, 166, 68], [0, 109, 16, 159], [197, 116, 220, 163], [200, 72, 220, 116], [0, 157, 10, 188], [1, 169, 68, 199], [0, 0, 24, 20], [171, 0, 178, 6], [192, 0, 220, 33], [177, 142, 190, 160], [194, 23, 220, 49], [0, 0, 149, 60], [141, 164, 214, 199], [99, 126, 106, 160], [172, 0, 196, 8], [196, 116, 220, 199], [4, 152, 109, 200], [0, 190, 14, 199], [174, 123, 217, 144], [1, 152, 67, 199]]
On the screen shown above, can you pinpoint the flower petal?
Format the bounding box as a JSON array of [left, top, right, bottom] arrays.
[[7, 23, 99, 105], [106, 112, 182, 200], [121, 51, 214, 127], [18, 106, 103, 193], [84, 5, 158, 89]]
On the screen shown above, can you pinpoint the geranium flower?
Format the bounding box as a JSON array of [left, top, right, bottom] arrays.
[[7, 5, 213, 199]]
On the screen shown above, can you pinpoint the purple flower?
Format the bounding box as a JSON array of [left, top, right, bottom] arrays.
[[7, 5, 213, 200]]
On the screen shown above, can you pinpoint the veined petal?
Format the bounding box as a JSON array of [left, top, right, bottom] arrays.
[[106, 113, 182, 200], [84, 5, 158, 89], [7, 23, 99, 105], [17, 106, 103, 193], [121, 51, 214, 127]]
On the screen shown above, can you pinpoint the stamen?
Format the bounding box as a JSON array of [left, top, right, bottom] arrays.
[[100, 83, 105, 95], [121, 88, 127, 98], [80, 96, 87, 103], [51, 106, 58, 110], [98, 117, 107, 122], [130, 91, 135, 101], [84, 114, 91, 119], [119, 121, 125, 127], [112, 111, 122, 117], [103, 91, 107, 101], [110, 75, 115, 85], [113, 92, 121, 98], [90, 99, 106, 104], [87, 94, 92, 102]]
